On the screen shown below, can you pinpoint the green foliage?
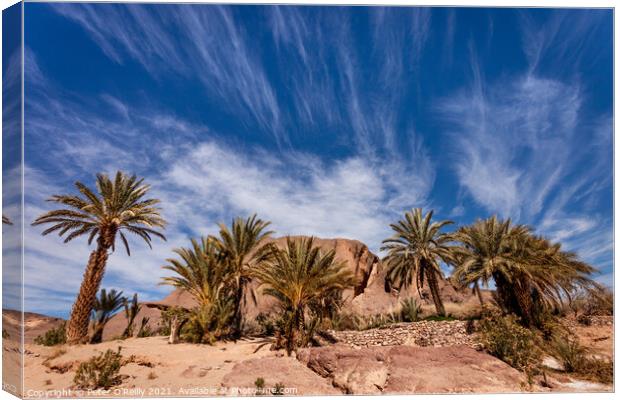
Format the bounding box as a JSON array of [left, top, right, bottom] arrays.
[[551, 336, 613, 384], [122, 293, 141, 338], [478, 311, 542, 382], [381, 208, 453, 316], [450, 216, 597, 328], [181, 300, 235, 344], [552, 336, 586, 373], [399, 298, 421, 322], [255, 313, 277, 336], [34, 322, 66, 346], [252, 237, 357, 354], [32, 171, 166, 253], [273, 382, 285, 396], [73, 347, 123, 389], [90, 289, 125, 344]]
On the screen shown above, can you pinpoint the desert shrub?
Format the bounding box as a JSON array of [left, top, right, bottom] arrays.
[[552, 336, 613, 383], [400, 298, 421, 322], [254, 377, 265, 395], [181, 300, 234, 344], [2, 329, 9, 339], [34, 322, 66, 346], [330, 313, 364, 331], [478, 312, 542, 381], [273, 382, 285, 396], [73, 347, 123, 389], [571, 286, 613, 317], [576, 314, 592, 326], [256, 313, 276, 336], [553, 336, 586, 372]]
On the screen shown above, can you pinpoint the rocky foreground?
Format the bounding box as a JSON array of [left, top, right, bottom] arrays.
[[9, 318, 612, 397]]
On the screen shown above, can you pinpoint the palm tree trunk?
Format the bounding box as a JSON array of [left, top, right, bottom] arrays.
[[66, 246, 109, 344], [474, 282, 484, 306], [513, 278, 534, 327], [232, 278, 246, 339], [425, 267, 446, 316]]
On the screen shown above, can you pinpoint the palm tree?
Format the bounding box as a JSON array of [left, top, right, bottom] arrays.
[[381, 208, 453, 316], [161, 237, 235, 343], [161, 237, 230, 307], [90, 289, 125, 344], [211, 214, 273, 338], [32, 171, 166, 344], [122, 293, 142, 338], [450, 216, 596, 327], [252, 237, 356, 355]]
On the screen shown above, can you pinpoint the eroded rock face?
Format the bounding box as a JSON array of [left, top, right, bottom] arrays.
[[297, 345, 526, 394]]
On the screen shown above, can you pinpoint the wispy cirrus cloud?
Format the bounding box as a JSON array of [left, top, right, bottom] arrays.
[[52, 4, 285, 145]]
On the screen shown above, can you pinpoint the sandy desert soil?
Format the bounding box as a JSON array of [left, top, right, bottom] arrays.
[[6, 317, 610, 398]]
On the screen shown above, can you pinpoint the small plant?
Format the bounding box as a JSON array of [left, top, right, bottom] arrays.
[[478, 311, 542, 383], [2, 328, 9, 339], [147, 371, 157, 380], [34, 322, 66, 346], [577, 314, 592, 326], [73, 347, 123, 389], [254, 377, 265, 395], [552, 336, 613, 384], [256, 313, 276, 336], [273, 382, 285, 395], [553, 336, 586, 372], [400, 298, 421, 322]]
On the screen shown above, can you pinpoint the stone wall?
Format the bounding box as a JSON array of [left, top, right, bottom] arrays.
[[329, 320, 480, 349]]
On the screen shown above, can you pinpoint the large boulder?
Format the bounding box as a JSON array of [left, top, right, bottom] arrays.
[[297, 345, 526, 394]]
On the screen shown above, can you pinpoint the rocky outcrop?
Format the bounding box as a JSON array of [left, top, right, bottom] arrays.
[[297, 345, 526, 394]]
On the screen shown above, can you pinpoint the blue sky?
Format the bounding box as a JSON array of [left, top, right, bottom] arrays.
[[3, 4, 612, 317]]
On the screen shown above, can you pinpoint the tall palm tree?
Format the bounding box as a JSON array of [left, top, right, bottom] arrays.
[[211, 214, 272, 338], [252, 237, 356, 355], [450, 216, 596, 326], [381, 208, 453, 316], [90, 289, 125, 344], [32, 171, 166, 344]]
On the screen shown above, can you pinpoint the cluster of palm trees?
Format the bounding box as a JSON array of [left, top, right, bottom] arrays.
[[32, 171, 598, 347], [382, 209, 599, 328]]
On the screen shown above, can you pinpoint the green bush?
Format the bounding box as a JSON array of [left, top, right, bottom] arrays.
[[478, 312, 542, 381], [400, 298, 421, 322], [553, 336, 586, 372], [73, 347, 123, 389], [34, 322, 66, 346], [552, 336, 613, 384], [256, 313, 276, 336]]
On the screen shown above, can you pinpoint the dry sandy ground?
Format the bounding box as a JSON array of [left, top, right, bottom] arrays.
[[12, 331, 611, 398]]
